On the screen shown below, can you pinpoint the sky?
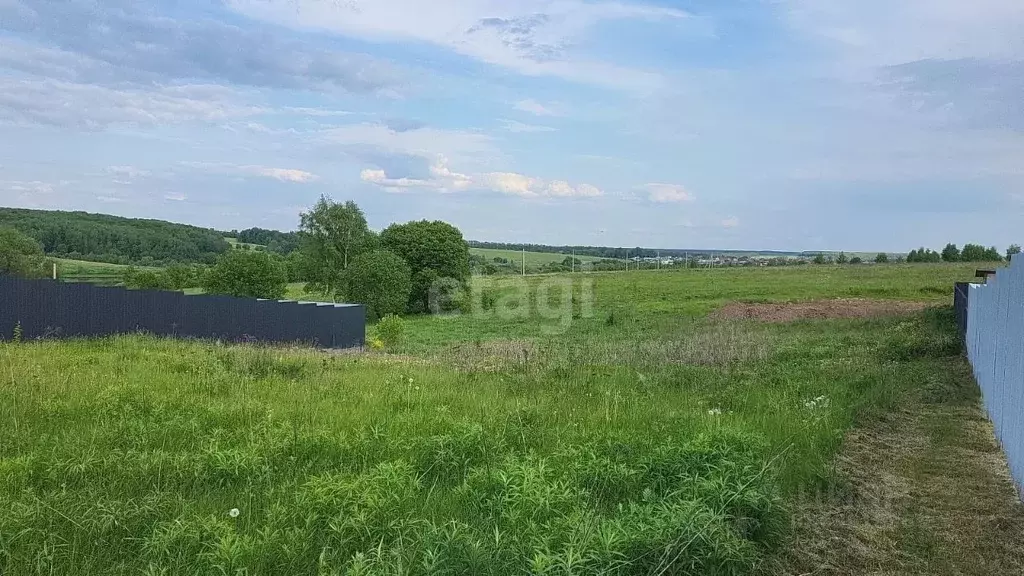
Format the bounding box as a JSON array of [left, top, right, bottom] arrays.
[[0, 0, 1022, 252]]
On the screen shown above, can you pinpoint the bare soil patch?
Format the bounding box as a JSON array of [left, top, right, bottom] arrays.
[[713, 298, 933, 322]]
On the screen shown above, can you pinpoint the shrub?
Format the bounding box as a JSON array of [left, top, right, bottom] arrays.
[[344, 249, 412, 321], [874, 253, 889, 264], [202, 250, 288, 300], [0, 226, 50, 278], [375, 314, 405, 349], [123, 268, 167, 290]]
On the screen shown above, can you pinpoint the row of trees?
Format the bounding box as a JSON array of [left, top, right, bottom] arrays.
[[927, 243, 1017, 263], [227, 228, 301, 255], [0, 208, 231, 265], [179, 198, 470, 320]]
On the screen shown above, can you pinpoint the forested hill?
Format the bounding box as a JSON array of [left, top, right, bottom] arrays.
[[0, 208, 231, 265]]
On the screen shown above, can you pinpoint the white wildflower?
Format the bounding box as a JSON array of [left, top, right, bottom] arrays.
[[228, 508, 240, 518], [708, 408, 723, 416]]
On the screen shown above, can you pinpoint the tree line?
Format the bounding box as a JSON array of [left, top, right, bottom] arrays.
[[919, 243, 1016, 263], [0, 208, 230, 265]]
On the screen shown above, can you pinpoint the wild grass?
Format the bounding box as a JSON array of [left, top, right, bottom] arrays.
[[0, 264, 979, 574]]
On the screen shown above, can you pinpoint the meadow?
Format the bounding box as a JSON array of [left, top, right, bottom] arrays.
[[471, 247, 617, 268], [54, 258, 141, 285], [0, 264, 982, 574]]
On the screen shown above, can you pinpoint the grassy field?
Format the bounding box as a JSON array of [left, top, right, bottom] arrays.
[[0, 263, 989, 574], [54, 258, 147, 285], [472, 247, 619, 267], [225, 237, 267, 251]]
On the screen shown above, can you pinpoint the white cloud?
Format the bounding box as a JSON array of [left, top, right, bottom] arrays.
[[164, 192, 188, 202], [324, 123, 497, 166], [360, 155, 602, 198], [246, 167, 319, 183], [721, 217, 739, 229], [514, 99, 561, 117], [0, 78, 260, 130], [645, 183, 694, 203], [183, 162, 319, 184], [0, 2, 402, 93], [782, 0, 1024, 67], [227, 0, 685, 91], [499, 119, 557, 133]]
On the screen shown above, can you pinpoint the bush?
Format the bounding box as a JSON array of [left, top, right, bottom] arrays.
[[123, 268, 167, 290], [0, 226, 50, 278], [375, 314, 405, 349], [874, 253, 889, 264], [345, 250, 412, 321], [202, 250, 288, 299]]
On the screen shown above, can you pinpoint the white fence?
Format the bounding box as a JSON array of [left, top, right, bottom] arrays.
[[966, 256, 1024, 497]]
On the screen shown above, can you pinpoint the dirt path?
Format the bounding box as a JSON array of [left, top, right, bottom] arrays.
[[765, 356, 1024, 575]]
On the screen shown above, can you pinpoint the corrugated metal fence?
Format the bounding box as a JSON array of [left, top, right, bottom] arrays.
[[0, 275, 365, 349], [964, 257, 1024, 497]]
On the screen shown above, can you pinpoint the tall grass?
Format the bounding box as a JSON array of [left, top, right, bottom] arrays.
[[0, 292, 962, 575]]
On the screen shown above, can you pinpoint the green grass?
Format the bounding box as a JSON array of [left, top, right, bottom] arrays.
[[472, 247, 619, 267], [225, 237, 267, 251], [0, 263, 981, 575], [54, 258, 158, 285]]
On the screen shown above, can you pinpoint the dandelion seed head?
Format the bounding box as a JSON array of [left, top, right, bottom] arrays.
[[229, 508, 240, 518]]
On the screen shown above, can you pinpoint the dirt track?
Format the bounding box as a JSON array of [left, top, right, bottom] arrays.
[[712, 298, 934, 322]]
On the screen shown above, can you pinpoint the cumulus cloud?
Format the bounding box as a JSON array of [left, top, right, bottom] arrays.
[[645, 183, 694, 203], [360, 155, 602, 198], [0, 0, 402, 93], [228, 0, 685, 90]]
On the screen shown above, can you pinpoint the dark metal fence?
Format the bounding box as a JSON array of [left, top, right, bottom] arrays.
[[0, 276, 365, 349], [954, 281, 971, 339]]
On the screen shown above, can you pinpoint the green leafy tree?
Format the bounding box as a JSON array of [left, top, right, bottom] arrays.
[[874, 253, 889, 264], [983, 246, 1003, 262], [941, 243, 961, 262], [961, 243, 987, 262], [849, 256, 863, 264], [835, 252, 849, 265], [0, 226, 50, 278], [299, 197, 377, 298], [202, 250, 287, 299], [344, 250, 412, 321], [812, 253, 827, 265], [1009, 244, 1022, 261], [380, 220, 470, 313], [907, 249, 919, 263], [122, 267, 167, 290]]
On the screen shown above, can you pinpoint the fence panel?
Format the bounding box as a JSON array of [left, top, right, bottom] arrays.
[[0, 276, 364, 348], [965, 256, 1024, 498]]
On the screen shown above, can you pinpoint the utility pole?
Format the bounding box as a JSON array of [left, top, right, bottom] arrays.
[[522, 248, 526, 277], [657, 250, 661, 271], [571, 249, 575, 273]]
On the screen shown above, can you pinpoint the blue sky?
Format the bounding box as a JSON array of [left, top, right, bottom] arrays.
[[1, 0, 1022, 252]]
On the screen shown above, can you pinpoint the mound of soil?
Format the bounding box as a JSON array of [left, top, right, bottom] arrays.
[[712, 298, 933, 322]]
